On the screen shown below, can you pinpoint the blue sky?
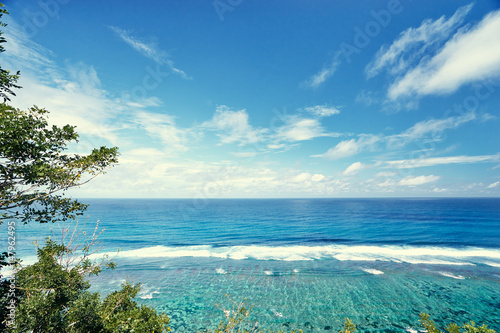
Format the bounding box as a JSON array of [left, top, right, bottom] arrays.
[[2, 0, 500, 198]]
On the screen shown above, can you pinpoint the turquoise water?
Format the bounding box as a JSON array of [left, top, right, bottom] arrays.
[[7, 198, 500, 331]]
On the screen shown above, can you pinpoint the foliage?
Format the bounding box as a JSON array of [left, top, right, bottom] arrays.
[[201, 294, 319, 333], [0, 104, 119, 224], [0, 251, 17, 332], [0, 2, 118, 225], [339, 318, 356, 333], [420, 313, 496, 333], [203, 299, 495, 333], [0, 3, 21, 102], [8, 235, 169, 332], [211, 295, 259, 333], [100, 282, 170, 332], [204, 299, 497, 333], [0, 3, 497, 333]]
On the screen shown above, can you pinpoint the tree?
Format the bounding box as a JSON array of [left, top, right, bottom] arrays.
[[419, 313, 496, 333], [0, 3, 21, 102], [0, 3, 122, 331], [0, 251, 15, 332], [0, 3, 118, 225], [339, 318, 357, 333], [0, 104, 119, 224], [10, 236, 170, 332]]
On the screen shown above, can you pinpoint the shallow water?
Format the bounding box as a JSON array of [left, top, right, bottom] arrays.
[[7, 198, 500, 331], [88, 256, 500, 332]]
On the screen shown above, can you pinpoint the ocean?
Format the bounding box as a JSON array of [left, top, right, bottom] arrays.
[[9, 198, 500, 332]]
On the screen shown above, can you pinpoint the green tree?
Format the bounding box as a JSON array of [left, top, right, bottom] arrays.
[[0, 104, 119, 224], [339, 318, 356, 333], [0, 251, 15, 332], [420, 313, 496, 333], [10, 237, 170, 332], [0, 3, 123, 331], [0, 3, 118, 225]]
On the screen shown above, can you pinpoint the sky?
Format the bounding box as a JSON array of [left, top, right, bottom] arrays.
[[1, 0, 500, 198]]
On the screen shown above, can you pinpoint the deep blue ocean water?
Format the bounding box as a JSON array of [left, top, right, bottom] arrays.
[[7, 198, 500, 332]]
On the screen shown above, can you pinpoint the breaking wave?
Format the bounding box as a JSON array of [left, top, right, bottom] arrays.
[[105, 244, 500, 266]]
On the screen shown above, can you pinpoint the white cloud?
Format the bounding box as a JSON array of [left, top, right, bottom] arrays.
[[312, 135, 381, 160], [2, 19, 54, 72], [231, 152, 258, 158], [386, 153, 500, 169], [2, 20, 197, 159], [302, 52, 341, 88], [267, 143, 286, 150], [343, 162, 367, 176], [303, 104, 341, 117], [121, 95, 162, 109], [72, 153, 347, 198], [201, 105, 343, 152], [398, 175, 440, 186], [378, 179, 395, 188], [375, 171, 398, 178], [202, 105, 267, 145], [481, 113, 496, 122], [488, 181, 500, 188], [5, 70, 120, 147], [315, 112, 476, 160], [275, 117, 340, 142], [291, 172, 313, 183], [367, 4, 472, 78], [134, 111, 190, 154], [311, 174, 325, 182], [1, 23, 131, 148], [110, 26, 190, 79], [388, 8, 500, 100], [355, 90, 380, 106], [387, 112, 476, 148]]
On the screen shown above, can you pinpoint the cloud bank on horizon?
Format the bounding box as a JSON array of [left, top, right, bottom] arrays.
[[2, 0, 500, 198]]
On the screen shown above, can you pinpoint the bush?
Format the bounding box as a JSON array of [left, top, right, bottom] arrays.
[[420, 313, 496, 333], [201, 294, 359, 333], [7, 231, 170, 332]]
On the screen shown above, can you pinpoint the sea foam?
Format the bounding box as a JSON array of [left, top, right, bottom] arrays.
[[362, 268, 384, 275], [105, 244, 500, 266]]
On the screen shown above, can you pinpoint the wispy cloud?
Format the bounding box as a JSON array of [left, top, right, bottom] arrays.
[[302, 52, 341, 88], [488, 181, 500, 188], [3, 20, 197, 156], [3, 24, 122, 146], [375, 171, 398, 178], [366, 4, 473, 78], [397, 175, 440, 186], [355, 90, 380, 106], [387, 112, 476, 148], [73, 151, 350, 198], [302, 104, 341, 117], [314, 112, 476, 160], [202, 105, 267, 145], [385, 153, 500, 169], [231, 152, 258, 158], [110, 26, 190, 79], [1, 19, 55, 72], [341, 152, 499, 176], [387, 7, 500, 100], [343, 162, 369, 176], [274, 116, 341, 142], [378, 175, 440, 188], [313, 135, 380, 160], [202, 105, 342, 150], [133, 111, 191, 155]]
